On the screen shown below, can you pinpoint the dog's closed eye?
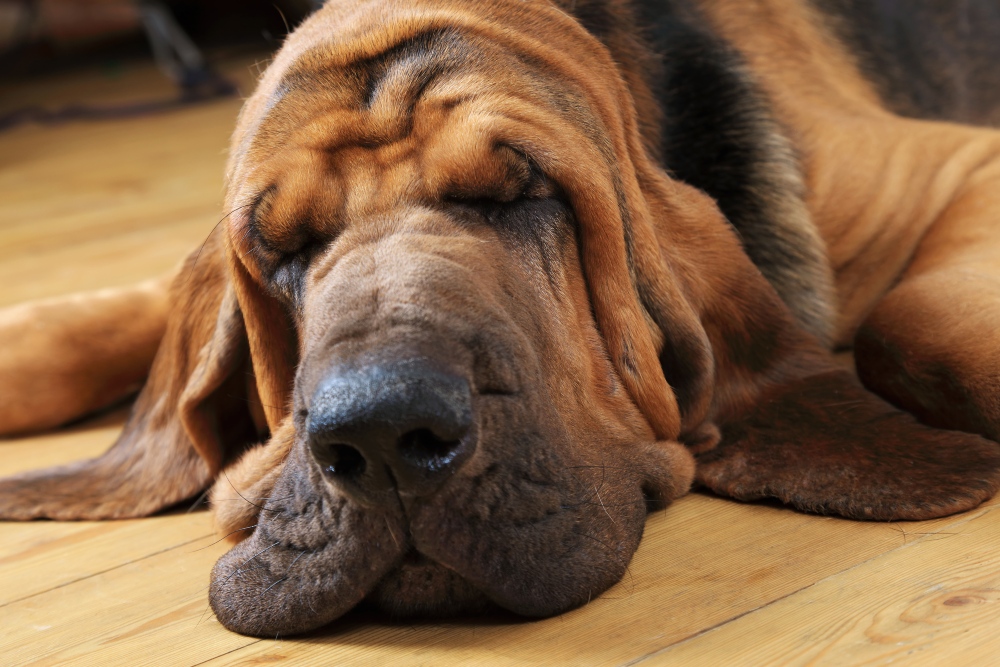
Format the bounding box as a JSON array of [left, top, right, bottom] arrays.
[[244, 192, 327, 307], [444, 149, 562, 228], [443, 146, 554, 204], [268, 242, 324, 307]]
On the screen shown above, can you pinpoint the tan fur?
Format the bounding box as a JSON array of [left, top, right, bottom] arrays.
[[211, 418, 296, 542], [0, 273, 174, 435], [694, 0, 1000, 445], [698, 0, 1000, 344]]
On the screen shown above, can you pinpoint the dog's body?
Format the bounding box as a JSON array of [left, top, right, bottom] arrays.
[[2, 0, 1000, 637]]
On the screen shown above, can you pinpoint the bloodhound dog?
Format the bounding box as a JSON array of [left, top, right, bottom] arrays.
[[2, 0, 1000, 637]]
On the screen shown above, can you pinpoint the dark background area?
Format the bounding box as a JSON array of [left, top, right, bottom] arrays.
[[0, 0, 317, 81]]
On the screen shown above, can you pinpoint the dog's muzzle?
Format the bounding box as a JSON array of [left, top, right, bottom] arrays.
[[306, 358, 476, 505]]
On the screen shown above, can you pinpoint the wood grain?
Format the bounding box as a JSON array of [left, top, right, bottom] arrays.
[[0, 54, 260, 308], [1, 52, 1000, 667], [646, 501, 1000, 666]]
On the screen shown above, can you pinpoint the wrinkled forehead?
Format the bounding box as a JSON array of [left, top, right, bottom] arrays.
[[225, 1, 626, 202], [244, 30, 524, 170]]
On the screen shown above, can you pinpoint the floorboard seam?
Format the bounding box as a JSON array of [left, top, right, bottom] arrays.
[[616, 580, 818, 667], [0, 532, 215, 609], [187, 639, 264, 667], [617, 503, 996, 666]]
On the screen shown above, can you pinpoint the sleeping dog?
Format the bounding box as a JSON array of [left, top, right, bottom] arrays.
[[2, 0, 1000, 637]]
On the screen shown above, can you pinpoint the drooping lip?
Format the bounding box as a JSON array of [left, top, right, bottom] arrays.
[[362, 546, 500, 618]]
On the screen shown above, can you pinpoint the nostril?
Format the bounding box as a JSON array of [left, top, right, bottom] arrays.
[[307, 359, 475, 499], [316, 443, 367, 480], [398, 428, 463, 473]]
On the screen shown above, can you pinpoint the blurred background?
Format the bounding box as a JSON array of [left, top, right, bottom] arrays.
[[0, 0, 315, 79], [0, 0, 318, 121], [0, 1, 320, 307]]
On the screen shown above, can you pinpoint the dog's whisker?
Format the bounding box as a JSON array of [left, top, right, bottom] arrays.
[[572, 530, 636, 595], [223, 392, 281, 411], [260, 576, 288, 596], [243, 540, 282, 564], [222, 470, 282, 514], [191, 203, 253, 270], [593, 486, 619, 528], [195, 600, 214, 629], [186, 488, 212, 513], [217, 540, 283, 588], [273, 4, 291, 35], [259, 549, 310, 598], [384, 516, 401, 550]]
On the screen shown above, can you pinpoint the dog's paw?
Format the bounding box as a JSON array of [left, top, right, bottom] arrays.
[[698, 370, 1000, 521]]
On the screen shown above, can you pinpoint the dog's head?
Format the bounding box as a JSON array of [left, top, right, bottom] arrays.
[[211, 2, 705, 632], [6, 0, 999, 637]]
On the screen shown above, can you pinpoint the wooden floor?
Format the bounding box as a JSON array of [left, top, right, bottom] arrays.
[[1, 56, 999, 667]]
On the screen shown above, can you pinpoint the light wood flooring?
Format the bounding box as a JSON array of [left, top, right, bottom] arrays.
[[1, 55, 999, 667]]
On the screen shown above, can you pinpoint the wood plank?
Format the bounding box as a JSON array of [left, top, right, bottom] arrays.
[[1, 384, 988, 664], [0, 54, 258, 665], [0, 109, 230, 307], [0, 413, 224, 608], [644, 499, 1000, 666], [0, 513, 214, 607], [4, 42, 1000, 667], [2, 463, 996, 666], [0, 528, 249, 667], [0, 55, 260, 308]]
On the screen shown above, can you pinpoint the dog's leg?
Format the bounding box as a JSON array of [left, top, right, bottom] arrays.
[[0, 272, 175, 435], [855, 148, 1000, 442]]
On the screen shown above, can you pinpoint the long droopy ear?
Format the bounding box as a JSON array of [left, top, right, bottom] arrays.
[[202, 242, 300, 541], [226, 241, 298, 433], [0, 233, 265, 520]]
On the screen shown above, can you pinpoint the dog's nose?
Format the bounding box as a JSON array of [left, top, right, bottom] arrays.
[[306, 359, 474, 504]]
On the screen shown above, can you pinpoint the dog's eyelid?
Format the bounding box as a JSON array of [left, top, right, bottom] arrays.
[[513, 150, 560, 199], [266, 239, 325, 309], [247, 185, 278, 229], [242, 186, 286, 259], [247, 225, 327, 304], [496, 143, 538, 177], [275, 235, 326, 267], [444, 150, 554, 207], [254, 217, 328, 257]]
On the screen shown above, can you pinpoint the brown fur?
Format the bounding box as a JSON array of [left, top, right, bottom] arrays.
[[0, 273, 174, 434], [2, 0, 1000, 637]]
